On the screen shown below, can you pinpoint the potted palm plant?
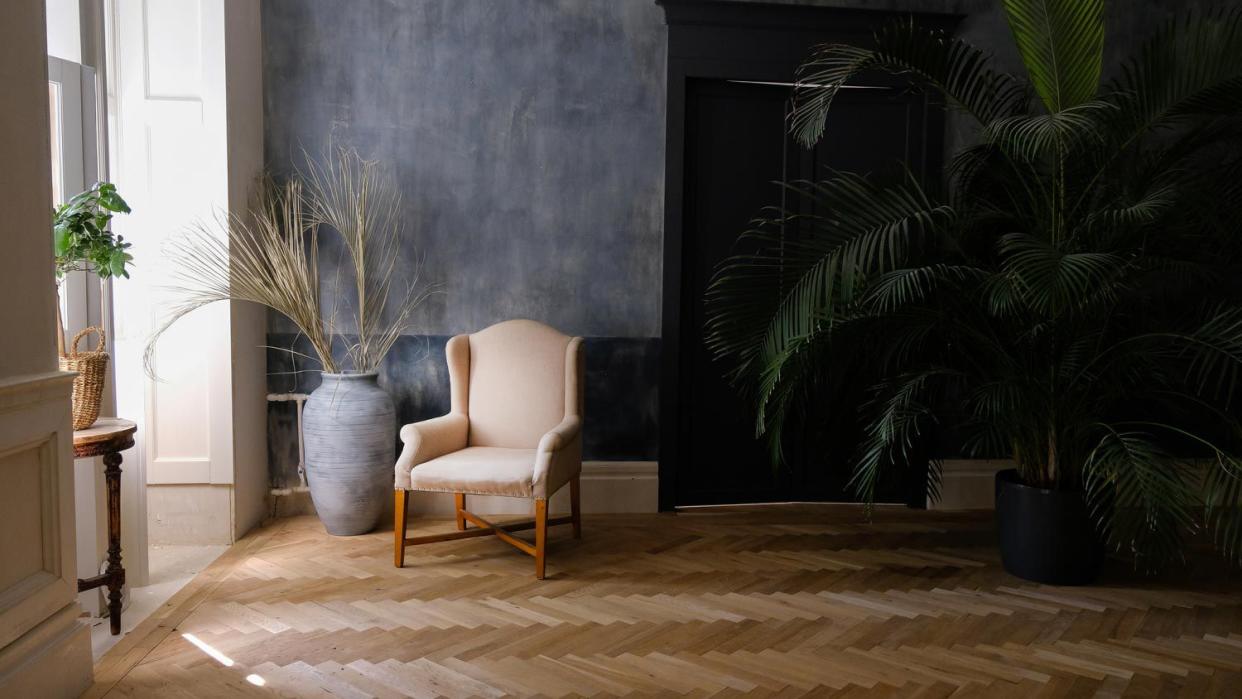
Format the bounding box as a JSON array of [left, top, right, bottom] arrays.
[[147, 149, 429, 536], [706, 2, 1242, 582]]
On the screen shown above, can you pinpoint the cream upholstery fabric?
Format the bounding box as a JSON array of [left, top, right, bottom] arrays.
[[397, 414, 468, 470], [394, 319, 584, 499], [468, 320, 569, 448], [408, 447, 538, 498]]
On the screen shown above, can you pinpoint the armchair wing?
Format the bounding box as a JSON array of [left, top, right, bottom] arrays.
[[393, 413, 468, 490]]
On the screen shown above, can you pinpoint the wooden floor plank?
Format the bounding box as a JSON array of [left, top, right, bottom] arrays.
[[89, 510, 1242, 697]]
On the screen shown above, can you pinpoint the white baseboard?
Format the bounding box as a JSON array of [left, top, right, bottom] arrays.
[[0, 605, 92, 699], [929, 459, 1012, 510], [274, 461, 659, 520], [147, 484, 235, 545]]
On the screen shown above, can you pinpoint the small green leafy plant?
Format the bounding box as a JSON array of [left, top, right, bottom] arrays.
[[53, 182, 133, 279]]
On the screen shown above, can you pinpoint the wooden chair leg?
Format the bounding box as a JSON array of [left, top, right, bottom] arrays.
[[455, 493, 466, 531], [534, 499, 548, 579], [570, 476, 582, 539], [394, 489, 409, 568]]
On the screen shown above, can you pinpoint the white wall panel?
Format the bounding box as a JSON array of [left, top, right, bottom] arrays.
[[111, 0, 267, 542], [114, 0, 233, 489], [0, 439, 53, 596], [0, 375, 86, 693], [143, 0, 204, 98]]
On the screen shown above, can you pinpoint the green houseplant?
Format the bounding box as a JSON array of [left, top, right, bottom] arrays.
[[705, 1, 1242, 580], [54, 181, 133, 280], [52, 181, 132, 429]]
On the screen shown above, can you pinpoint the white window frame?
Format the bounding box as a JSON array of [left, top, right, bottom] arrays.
[[48, 56, 105, 345]]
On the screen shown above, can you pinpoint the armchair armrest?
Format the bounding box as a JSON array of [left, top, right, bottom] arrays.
[[394, 413, 469, 489], [533, 416, 582, 499], [537, 415, 582, 455]]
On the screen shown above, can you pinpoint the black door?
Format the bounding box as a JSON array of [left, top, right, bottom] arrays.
[[676, 78, 927, 506]]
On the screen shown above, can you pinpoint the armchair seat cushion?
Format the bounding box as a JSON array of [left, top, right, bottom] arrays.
[[407, 447, 536, 498]]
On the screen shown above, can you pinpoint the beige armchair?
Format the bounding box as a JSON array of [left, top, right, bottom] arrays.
[[393, 319, 584, 579]]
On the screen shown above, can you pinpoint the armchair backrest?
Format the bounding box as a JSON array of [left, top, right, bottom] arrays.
[[445, 319, 583, 449]]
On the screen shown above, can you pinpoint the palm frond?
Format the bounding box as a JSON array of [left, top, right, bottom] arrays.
[[1106, 8, 1242, 137], [852, 369, 956, 507], [862, 264, 987, 314], [755, 179, 950, 364], [1178, 308, 1242, 406], [983, 100, 1114, 161], [791, 19, 1024, 146], [1114, 421, 1242, 568], [148, 150, 430, 378], [1002, 0, 1104, 113], [710, 175, 953, 429], [961, 377, 1048, 469], [300, 148, 433, 373], [705, 174, 949, 373], [1078, 180, 1177, 243], [1083, 427, 1196, 571], [1205, 456, 1242, 566], [146, 179, 338, 376], [996, 232, 1127, 316]]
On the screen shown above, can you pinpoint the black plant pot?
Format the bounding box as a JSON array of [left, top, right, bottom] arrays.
[[995, 469, 1104, 585]]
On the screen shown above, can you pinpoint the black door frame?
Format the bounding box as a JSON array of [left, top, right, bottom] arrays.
[[656, 0, 959, 511]]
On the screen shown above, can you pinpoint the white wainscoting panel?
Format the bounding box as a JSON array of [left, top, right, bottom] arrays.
[[0, 372, 91, 696], [147, 484, 235, 545]]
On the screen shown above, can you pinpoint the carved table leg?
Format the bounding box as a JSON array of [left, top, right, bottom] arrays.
[[103, 450, 125, 635]]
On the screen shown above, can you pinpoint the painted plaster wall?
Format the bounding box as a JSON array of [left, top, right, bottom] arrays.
[[261, 0, 1213, 490]]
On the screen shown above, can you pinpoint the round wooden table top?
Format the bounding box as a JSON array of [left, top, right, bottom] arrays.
[[73, 417, 137, 458]]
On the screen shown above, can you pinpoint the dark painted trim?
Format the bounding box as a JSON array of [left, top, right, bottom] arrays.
[[656, 0, 959, 511], [659, 0, 953, 32]]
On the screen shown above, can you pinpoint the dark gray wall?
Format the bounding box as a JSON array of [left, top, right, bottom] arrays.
[[261, 0, 1216, 489], [263, 0, 666, 338], [262, 0, 668, 487]]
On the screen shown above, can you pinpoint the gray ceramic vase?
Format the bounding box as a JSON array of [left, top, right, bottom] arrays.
[[303, 372, 396, 535]]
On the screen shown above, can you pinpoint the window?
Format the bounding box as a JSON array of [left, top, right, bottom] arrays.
[[47, 56, 103, 345]]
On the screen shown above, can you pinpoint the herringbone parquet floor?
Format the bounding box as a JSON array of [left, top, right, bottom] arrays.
[[88, 507, 1242, 697]]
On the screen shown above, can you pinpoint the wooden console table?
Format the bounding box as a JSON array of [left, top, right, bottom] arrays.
[[73, 417, 136, 636]]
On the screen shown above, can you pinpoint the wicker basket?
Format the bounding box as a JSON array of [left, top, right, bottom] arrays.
[[60, 326, 109, 430]]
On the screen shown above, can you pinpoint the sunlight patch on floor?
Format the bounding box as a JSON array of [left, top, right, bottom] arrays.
[[90, 544, 227, 660]]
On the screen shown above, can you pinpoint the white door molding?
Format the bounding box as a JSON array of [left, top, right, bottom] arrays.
[[110, 0, 268, 543], [113, 0, 236, 490]]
